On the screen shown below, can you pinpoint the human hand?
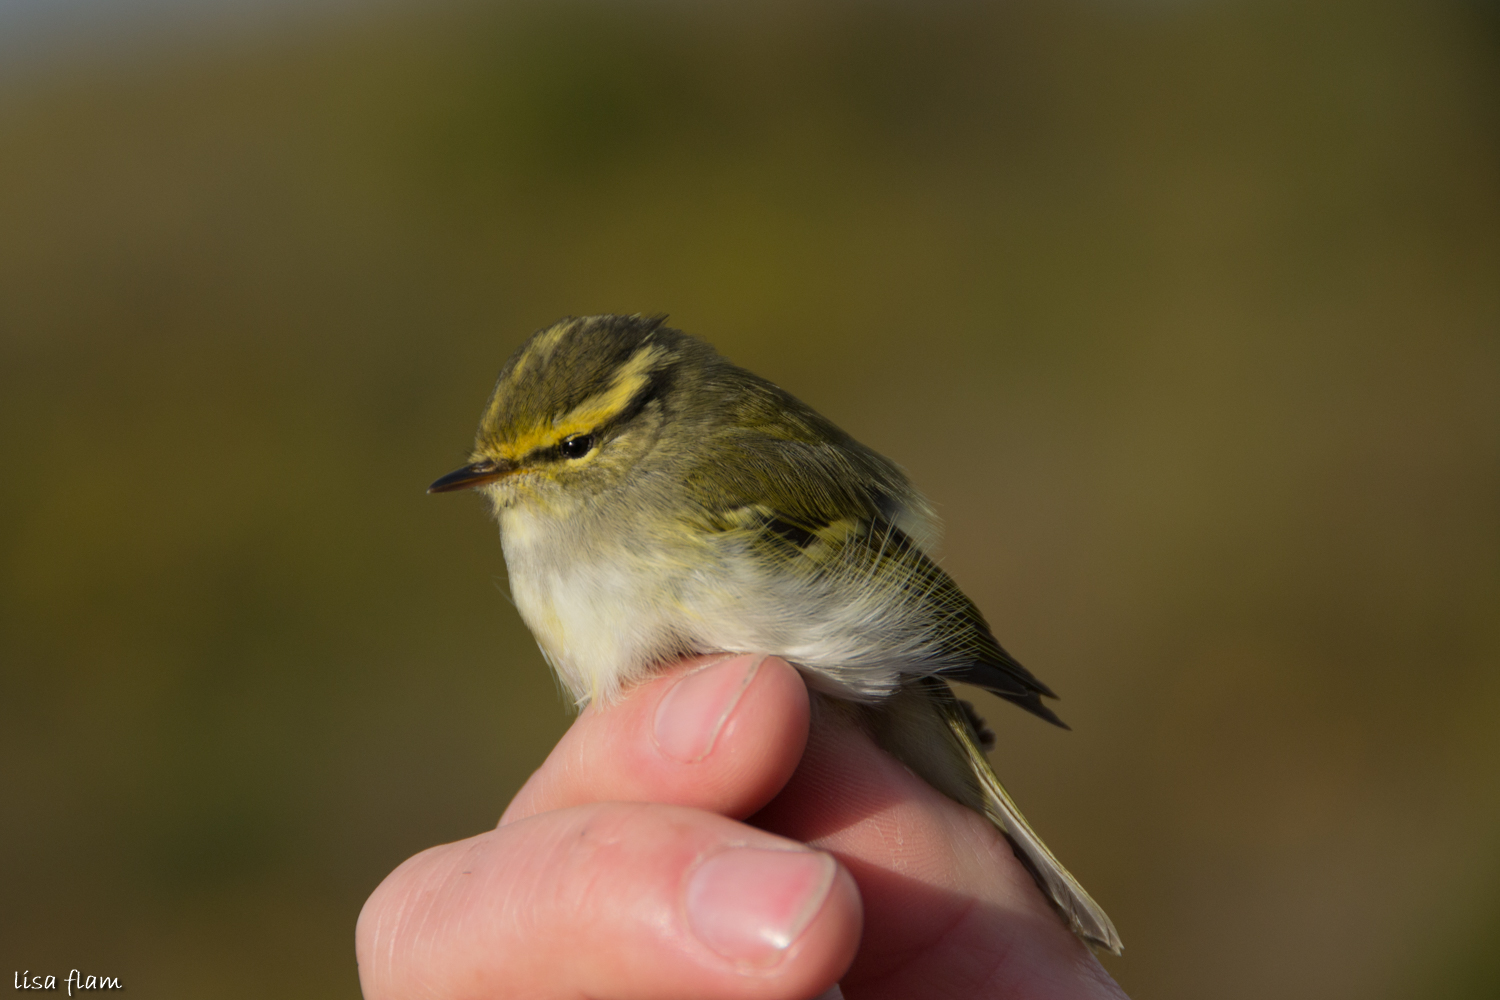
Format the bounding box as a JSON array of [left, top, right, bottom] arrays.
[[356, 654, 1128, 999]]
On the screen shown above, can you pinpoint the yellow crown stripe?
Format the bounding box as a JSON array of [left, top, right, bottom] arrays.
[[515, 319, 576, 371]]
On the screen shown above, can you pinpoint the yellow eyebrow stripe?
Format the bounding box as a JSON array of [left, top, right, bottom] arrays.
[[488, 343, 666, 461], [556, 342, 664, 429]]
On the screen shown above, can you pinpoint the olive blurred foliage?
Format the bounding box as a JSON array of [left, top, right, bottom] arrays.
[[1, 1, 1498, 997]]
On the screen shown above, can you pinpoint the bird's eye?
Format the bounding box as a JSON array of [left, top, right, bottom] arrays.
[[559, 434, 595, 459]]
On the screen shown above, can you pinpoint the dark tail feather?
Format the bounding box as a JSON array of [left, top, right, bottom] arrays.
[[948, 657, 1069, 729], [999, 689, 1070, 730]]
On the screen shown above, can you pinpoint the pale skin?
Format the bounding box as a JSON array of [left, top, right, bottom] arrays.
[[356, 654, 1129, 1000]]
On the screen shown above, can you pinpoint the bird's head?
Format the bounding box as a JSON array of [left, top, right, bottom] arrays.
[[428, 314, 713, 511]]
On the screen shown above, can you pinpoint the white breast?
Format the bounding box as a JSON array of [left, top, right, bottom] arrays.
[[499, 503, 913, 707], [499, 505, 694, 705]]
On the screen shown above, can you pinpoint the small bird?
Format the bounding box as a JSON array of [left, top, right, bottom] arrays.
[[429, 314, 1122, 954]]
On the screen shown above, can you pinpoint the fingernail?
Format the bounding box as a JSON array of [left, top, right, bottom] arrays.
[[685, 848, 836, 967], [653, 654, 763, 763]]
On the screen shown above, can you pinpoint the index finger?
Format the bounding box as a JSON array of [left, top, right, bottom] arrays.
[[502, 654, 811, 825], [753, 700, 1128, 999]]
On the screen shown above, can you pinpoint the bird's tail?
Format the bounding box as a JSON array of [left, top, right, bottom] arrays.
[[935, 691, 1124, 955]]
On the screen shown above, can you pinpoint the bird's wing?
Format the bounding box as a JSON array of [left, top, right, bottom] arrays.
[[682, 436, 1065, 727]]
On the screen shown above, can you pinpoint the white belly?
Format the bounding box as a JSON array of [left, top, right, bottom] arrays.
[[499, 505, 909, 706], [500, 505, 694, 705]]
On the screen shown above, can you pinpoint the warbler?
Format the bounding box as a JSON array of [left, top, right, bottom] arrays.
[[429, 314, 1122, 954]]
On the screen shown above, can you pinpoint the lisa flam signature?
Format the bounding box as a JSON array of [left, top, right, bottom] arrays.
[[14, 971, 122, 994]]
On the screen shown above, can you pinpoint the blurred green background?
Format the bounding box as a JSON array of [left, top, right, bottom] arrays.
[[2, 0, 1498, 997]]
